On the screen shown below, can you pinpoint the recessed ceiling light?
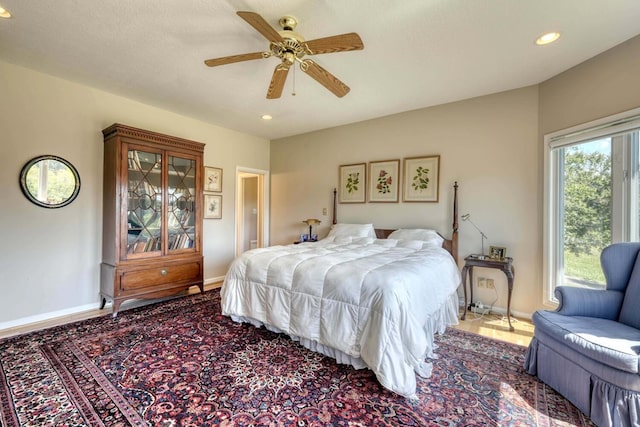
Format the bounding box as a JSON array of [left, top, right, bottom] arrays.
[[261, 114, 273, 121], [536, 32, 560, 46], [0, 5, 12, 18]]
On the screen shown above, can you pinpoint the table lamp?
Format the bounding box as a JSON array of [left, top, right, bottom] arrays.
[[462, 213, 487, 259], [302, 218, 321, 242]]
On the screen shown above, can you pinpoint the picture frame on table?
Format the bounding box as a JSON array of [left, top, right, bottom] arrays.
[[204, 166, 222, 192], [402, 155, 440, 202], [489, 245, 507, 260], [204, 194, 222, 219], [338, 163, 366, 203], [368, 159, 400, 203]]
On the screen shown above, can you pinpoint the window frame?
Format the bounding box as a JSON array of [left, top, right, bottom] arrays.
[[543, 107, 640, 306]]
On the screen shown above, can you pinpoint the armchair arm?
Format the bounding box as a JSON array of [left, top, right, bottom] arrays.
[[555, 286, 624, 319]]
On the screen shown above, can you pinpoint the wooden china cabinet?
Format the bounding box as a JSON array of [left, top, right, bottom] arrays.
[[100, 124, 205, 314]]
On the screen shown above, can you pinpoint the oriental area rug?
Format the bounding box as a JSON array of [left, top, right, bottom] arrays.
[[0, 289, 593, 426]]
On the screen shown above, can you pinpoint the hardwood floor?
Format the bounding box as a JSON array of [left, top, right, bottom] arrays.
[[1, 284, 534, 347], [453, 310, 535, 347]]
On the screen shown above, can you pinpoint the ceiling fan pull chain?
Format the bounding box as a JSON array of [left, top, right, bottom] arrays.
[[292, 65, 296, 96]]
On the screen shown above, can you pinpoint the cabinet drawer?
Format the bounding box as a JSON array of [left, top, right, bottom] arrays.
[[119, 261, 201, 291]]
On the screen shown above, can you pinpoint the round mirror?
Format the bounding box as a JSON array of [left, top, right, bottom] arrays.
[[19, 155, 81, 208]]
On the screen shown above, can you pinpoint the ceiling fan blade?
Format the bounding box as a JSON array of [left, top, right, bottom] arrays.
[[267, 64, 290, 99], [301, 59, 350, 98], [204, 52, 265, 67], [304, 33, 364, 55], [237, 11, 284, 44]]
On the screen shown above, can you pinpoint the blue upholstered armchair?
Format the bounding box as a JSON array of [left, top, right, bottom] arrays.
[[525, 242, 640, 427]]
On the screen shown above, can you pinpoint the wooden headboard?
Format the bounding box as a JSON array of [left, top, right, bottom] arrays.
[[332, 182, 459, 264]]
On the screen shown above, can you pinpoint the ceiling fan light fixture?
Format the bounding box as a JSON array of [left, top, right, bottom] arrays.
[[283, 51, 296, 65], [535, 31, 560, 45]]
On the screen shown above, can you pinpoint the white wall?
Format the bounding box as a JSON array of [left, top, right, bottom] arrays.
[[271, 86, 540, 317], [0, 60, 269, 326], [539, 34, 640, 136]]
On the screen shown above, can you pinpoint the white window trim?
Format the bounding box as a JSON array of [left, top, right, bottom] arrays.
[[543, 107, 640, 306]]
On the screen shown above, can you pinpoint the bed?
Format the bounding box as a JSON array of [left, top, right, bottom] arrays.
[[221, 183, 461, 398]]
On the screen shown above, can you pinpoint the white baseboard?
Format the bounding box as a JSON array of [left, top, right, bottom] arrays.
[[0, 276, 226, 332], [458, 297, 532, 320], [0, 302, 102, 331], [205, 276, 225, 287]]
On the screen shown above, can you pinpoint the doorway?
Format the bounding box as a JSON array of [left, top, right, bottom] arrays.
[[236, 168, 269, 256]]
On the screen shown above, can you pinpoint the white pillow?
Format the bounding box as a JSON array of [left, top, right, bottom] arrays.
[[394, 239, 425, 250], [387, 229, 444, 247], [351, 236, 374, 245], [327, 223, 376, 238]]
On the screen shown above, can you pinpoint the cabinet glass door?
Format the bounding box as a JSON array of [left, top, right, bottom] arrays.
[[167, 154, 197, 251], [126, 148, 162, 254]]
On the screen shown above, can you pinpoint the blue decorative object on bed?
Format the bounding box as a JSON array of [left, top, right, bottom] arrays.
[[524, 242, 640, 427]]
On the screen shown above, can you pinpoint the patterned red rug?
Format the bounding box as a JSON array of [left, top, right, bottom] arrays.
[[0, 289, 593, 426]]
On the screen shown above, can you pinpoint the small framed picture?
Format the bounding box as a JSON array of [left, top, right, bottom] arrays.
[[489, 245, 506, 260], [204, 166, 222, 192], [338, 163, 366, 203], [368, 159, 400, 203], [402, 155, 440, 202], [204, 194, 222, 219]]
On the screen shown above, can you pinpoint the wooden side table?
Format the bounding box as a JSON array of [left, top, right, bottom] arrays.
[[460, 255, 515, 331]]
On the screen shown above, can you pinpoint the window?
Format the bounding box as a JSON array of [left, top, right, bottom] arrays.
[[544, 109, 640, 304]]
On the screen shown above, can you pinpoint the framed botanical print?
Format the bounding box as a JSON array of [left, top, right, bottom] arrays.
[[204, 194, 222, 219], [338, 163, 366, 203], [403, 155, 440, 202], [368, 159, 400, 203], [204, 166, 222, 192]]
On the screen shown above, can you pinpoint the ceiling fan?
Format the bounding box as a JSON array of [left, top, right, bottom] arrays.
[[204, 11, 364, 99]]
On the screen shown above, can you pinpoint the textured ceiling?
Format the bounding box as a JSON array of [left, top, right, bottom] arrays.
[[1, 0, 640, 140]]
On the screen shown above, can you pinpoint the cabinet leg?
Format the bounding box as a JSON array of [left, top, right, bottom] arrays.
[[112, 300, 122, 317], [100, 297, 107, 310]]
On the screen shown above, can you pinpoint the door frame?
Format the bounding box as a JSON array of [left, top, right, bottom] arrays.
[[235, 167, 269, 256]]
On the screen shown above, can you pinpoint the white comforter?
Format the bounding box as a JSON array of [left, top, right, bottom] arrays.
[[220, 237, 461, 398]]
